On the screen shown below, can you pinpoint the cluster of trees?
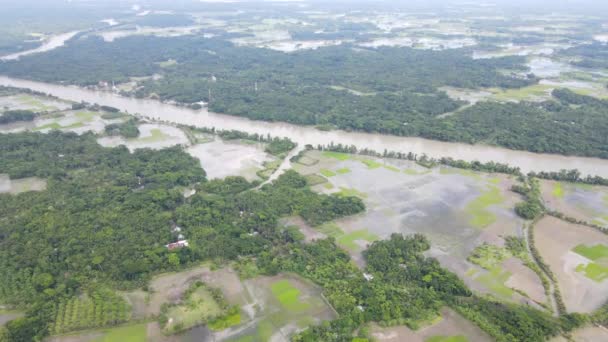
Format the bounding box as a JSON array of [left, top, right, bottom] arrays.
[[50, 288, 130, 335], [6, 34, 608, 158], [560, 43, 608, 69], [0, 131, 364, 341], [104, 119, 140, 138], [0, 110, 37, 124], [512, 177, 544, 220], [284, 234, 572, 342]]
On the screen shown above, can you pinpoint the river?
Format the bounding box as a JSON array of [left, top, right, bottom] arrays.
[[0, 31, 79, 61], [1, 75, 608, 177]]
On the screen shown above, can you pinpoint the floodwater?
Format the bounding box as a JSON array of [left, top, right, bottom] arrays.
[[1, 76, 608, 177], [186, 138, 275, 181], [0, 31, 79, 61]]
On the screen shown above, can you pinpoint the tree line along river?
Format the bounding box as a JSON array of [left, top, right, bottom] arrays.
[[2, 75, 608, 177]]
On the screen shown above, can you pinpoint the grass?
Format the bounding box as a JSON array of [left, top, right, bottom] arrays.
[[573, 244, 608, 261], [208, 311, 241, 331], [489, 84, 553, 102], [476, 266, 514, 299], [383, 165, 401, 172], [337, 187, 367, 199], [337, 229, 378, 251], [317, 222, 343, 236], [465, 185, 504, 228], [163, 286, 222, 334], [323, 183, 334, 190], [101, 111, 126, 120], [320, 169, 337, 177], [305, 174, 327, 186], [137, 128, 168, 143], [468, 244, 510, 270], [322, 151, 351, 161], [16, 94, 58, 111], [271, 280, 310, 312], [426, 336, 469, 342], [552, 182, 565, 198], [336, 167, 351, 174], [93, 323, 147, 342], [576, 263, 608, 282], [360, 159, 382, 169]]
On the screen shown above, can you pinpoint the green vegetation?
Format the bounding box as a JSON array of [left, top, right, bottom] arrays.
[[336, 187, 368, 199], [465, 186, 504, 228], [573, 244, 608, 261], [513, 178, 544, 220], [336, 168, 351, 174], [575, 263, 608, 282], [323, 151, 351, 161], [320, 169, 337, 177], [137, 128, 167, 142], [360, 159, 382, 169], [467, 244, 514, 299], [159, 282, 224, 334], [475, 267, 514, 299], [0, 110, 36, 124], [264, 138, 296, 156], [304, 174, 327, 186], [336, 229, 378, 252], [51, 288, 130, 335], [104, 119, 140, 138], [271, 280, 310, 312], [93, 323, 147, 342], [468, 244, 510, 270], [552, 182, 565, 198], [426, 336, 468, 342], [0, 132, 364, 341]]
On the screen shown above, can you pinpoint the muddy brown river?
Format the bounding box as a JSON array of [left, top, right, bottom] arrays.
[[1, 75, 608, 177]]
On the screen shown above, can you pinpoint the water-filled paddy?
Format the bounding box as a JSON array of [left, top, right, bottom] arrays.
[[540, 180, 608, 227], [97, 123, 189, 151], [292, 150, 536, 301], [186, 138, 276, 182], [535, 216, 608, 313]]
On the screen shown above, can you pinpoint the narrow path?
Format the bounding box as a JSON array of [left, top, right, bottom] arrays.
[[257, 145, 305, 188], [523, 218, 559, 317]]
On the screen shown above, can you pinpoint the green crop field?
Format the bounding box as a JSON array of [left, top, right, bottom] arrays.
[[320, 169, 337, 177], [360, 159, 382, 169], [322, 151, 351, 161], [465, 186, 504, 228], [573, 244, 608, 261], [576, 263, 608, 282], [93, 323, 147, 342], [552, 182, 565, 198], [271, 280, 310, 312]]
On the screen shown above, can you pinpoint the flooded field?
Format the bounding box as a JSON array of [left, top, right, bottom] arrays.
[[535, 216, 608, 313], [187, 138, 276, 182], [0, 174, 47, 194], [97, 26, 202, 42], [370, 307, 491, 342], [291, 150, 542, 302], [0, 93, 71, 112], [540, 180, 608, 227], [97, 123, 189, 151]]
